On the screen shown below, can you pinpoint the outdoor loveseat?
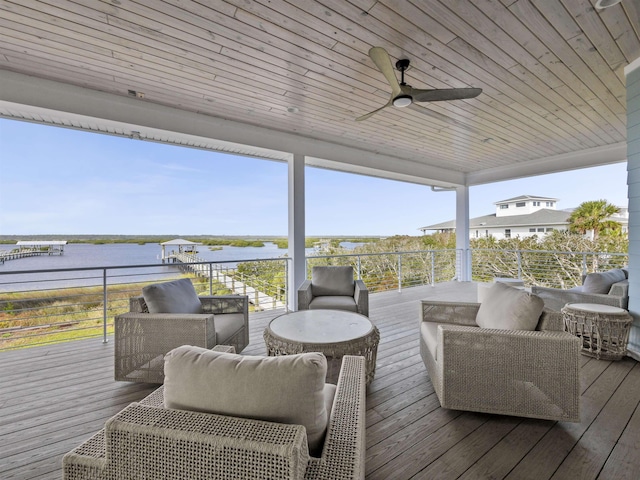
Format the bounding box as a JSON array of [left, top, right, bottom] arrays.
[[64, 346, 366, 480], [420, 282, 580, 422], [532, 267, 629, 311]]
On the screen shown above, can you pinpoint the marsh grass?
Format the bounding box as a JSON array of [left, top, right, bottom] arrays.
[[0, 275, 231, 350]]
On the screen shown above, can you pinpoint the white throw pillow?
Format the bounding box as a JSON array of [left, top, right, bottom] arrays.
[[142, 278, 202, 314], [164, 346, 329, 454], [582, 269, 626, 294], [311, 266, 355, 296], [475, 282, 543, 331]]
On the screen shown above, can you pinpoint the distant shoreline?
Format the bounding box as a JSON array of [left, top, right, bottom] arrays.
[[0, 235, 381, 247]]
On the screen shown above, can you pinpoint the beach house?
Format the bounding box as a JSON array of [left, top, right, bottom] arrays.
[[419, 195, 630, 239]]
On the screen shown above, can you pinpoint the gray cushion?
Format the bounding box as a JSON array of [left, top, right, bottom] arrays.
[[142, 278, 202, 314], [476, 282, 544, 331], [582, 269, 626, 294], [164, 346, 329, 454], [309, 296, 358, 312], [311, 266, 355, 296], [213, 313, 245, 343], [421, 322, 440, 361]]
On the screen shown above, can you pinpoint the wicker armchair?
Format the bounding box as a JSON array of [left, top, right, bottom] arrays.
[[63, 355, 366, 480], [420, 300, 581, 422], [298, 266, 369, 316], [532, 280, 628, 311], [114, 294, 248, 383]]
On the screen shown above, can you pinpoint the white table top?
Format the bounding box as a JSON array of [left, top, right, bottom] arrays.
[[565, 303, 628, 314], [269, 309, 374, 344]]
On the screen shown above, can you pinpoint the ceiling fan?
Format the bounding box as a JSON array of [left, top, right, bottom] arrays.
[[356, 47, 482, 121]]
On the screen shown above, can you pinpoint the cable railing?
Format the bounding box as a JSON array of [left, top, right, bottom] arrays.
[[471, 249, 628, 288], [0, 247, 628, 351]]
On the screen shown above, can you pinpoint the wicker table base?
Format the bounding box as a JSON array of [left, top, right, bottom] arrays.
[[264, 309, 380, 385], [561, 303, 633, 360]]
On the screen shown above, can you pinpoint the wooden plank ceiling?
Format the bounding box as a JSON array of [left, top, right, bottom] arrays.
[[0, 0, 638, 183]]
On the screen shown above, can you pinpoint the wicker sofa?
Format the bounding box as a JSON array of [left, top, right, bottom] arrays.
[[532, 268, 629, 311], [63, 354, 366, 480], [115, 290, 249, 383], [420, 291, 581, 422]]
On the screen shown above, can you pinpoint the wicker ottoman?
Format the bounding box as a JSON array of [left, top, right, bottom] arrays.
[[561, 303, 633, 360]]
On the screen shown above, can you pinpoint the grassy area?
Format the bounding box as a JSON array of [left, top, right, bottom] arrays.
[[0, 275, 232, 350]]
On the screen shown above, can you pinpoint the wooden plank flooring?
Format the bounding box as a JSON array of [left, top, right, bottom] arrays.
[[1, 282, 639, 479]]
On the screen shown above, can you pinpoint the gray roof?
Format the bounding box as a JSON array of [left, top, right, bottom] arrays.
[[493, 195, 559, 204], [420, 209, 571, 231]]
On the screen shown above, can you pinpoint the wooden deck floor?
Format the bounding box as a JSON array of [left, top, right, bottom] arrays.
[[2, 282, 639, 479]]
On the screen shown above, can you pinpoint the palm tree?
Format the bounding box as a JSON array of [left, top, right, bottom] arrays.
[[568, 200, 621, 240]]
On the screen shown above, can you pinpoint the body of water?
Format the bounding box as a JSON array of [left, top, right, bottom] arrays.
[[0, 242, 362, 292]]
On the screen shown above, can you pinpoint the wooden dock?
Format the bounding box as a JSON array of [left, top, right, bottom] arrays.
[[172, 252, 286, 310]]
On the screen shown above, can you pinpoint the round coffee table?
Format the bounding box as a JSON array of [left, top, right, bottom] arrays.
[[264, 309, 380, 385], [561, 303, 633, 360]]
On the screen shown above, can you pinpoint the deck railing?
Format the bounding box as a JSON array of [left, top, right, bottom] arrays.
[[0, 248, 628, 350]]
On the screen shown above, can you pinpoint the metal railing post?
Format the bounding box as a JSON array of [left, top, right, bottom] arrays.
[[209, 264, 213, 295], [516, 250, 522, 279], [102, 269, 108, 344], [582, 253, 588, 276], [431, 250, 436, 287], [357, 256, 362, 279], [397, 253, 402, 292]]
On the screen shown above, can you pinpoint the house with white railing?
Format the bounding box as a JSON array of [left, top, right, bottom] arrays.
[[419, 195, 629, 240]]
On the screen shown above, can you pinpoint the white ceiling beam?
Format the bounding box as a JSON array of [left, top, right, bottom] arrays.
[[465, 143, 627, 186], [0, 70, 464, 188]]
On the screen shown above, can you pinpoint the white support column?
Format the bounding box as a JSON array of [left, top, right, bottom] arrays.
[[288, 154, 306, 311], [455, 186, 471, 282], [624, 58, 640, 360]]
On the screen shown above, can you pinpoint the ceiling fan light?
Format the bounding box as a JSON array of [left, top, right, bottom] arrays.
[[393, 95, 412, 107], [595, 0, 622, 9]]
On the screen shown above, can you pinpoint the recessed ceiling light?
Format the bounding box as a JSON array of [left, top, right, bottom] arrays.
[[595, 0, 623, 10], [287, 106, 300, 113]]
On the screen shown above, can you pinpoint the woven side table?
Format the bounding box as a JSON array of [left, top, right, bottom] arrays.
[[264, 309, 380, 385], [561, 303, 633, 360]]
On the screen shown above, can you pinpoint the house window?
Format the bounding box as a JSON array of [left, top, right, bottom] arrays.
[[499, 204, 508, 209], [516, 202, 526, 207], [533, 201, 541, 206], [546, 201, 554, 207], [537, 228, 544, 232], [475, 230, 479, 238], [485, 230, 489, 237], [546, 228, 554, 232], [529, 228, 536, 232], [505, 229, 511, 238]]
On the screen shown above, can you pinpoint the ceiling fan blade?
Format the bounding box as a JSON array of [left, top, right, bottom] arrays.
[[368, 47, 402, 97], [412, 87, 482, 103], [356, 100, 393, 121]]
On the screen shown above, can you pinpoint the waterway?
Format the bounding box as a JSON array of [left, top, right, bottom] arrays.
[[0, 242, 362, 292]]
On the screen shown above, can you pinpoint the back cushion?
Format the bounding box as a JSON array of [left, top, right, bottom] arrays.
[[164, 346, 329, 453], [311, 266, 355, 296], [582, 269, 626, 294], [142, 278, 202, 314], [476, 282, 544, 331]]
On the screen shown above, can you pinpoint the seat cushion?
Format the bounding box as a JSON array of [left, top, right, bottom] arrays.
[[309, 295, 358, 312], [142, 278, 202, 314], [421, 322, 441, 361], [164, 346, 329, 454], [311, 266, 355, 296], [213, 313, 245, 343], [582, 269, 626, 294], [475, 282, 543, 331]]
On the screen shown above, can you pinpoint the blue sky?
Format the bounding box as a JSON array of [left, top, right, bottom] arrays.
[[0, 118, 629, 237]]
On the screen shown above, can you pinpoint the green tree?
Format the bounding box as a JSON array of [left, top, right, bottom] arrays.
[[568, 200, 621, 240]]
